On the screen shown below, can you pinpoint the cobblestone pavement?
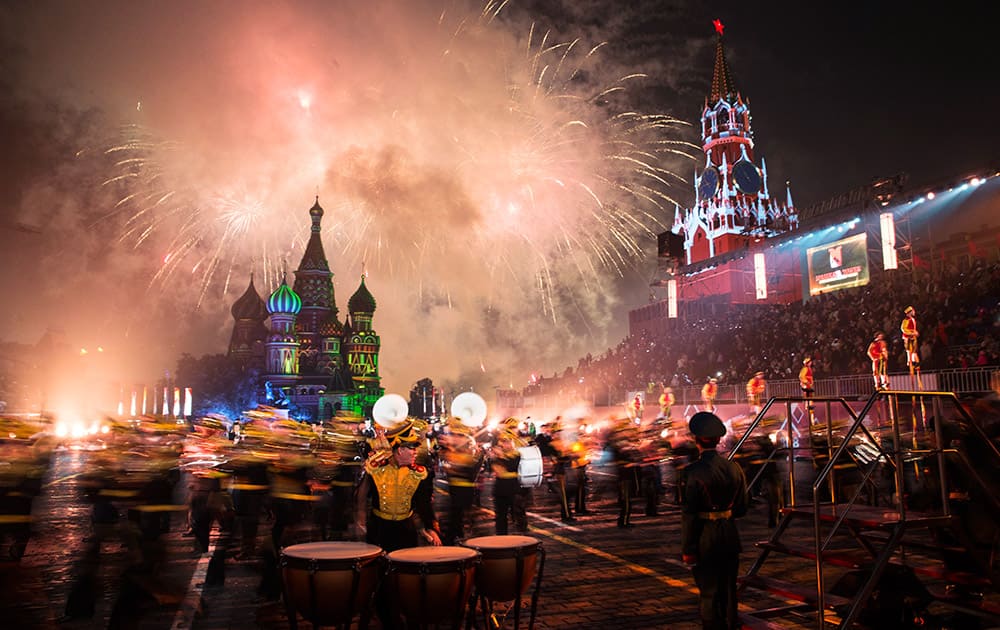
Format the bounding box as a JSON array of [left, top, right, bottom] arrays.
[[1, 449, 992, 629]]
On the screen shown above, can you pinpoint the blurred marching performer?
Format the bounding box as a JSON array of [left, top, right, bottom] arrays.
[[901, 305, 922, 388], [799, 357, 815, 421], [535, 419, 575, 522], [746, 371, 766, 415], [638, 420, 668, 517], [701, 378, 718, 412], [867, 332, 889, 391], [631, 393, 644, 423], [439, 418, 483, 544], [568, 427, 592, 516], [658, 385, 675, 421], [606, 419, 641, 528], [226, 427, 270, 559], [312, 413, 366, 541], [491, 422, 528, 534]]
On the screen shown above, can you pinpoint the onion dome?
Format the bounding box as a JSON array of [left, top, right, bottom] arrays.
[[309, 196, 324, 220], [267, 278, 302, 315], [348, 275, 376, 314], [231, 276, 268, 320], [317, 310, 344, 337]]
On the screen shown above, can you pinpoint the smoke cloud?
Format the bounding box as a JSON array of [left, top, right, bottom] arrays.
[[0, 0, 696, 404]]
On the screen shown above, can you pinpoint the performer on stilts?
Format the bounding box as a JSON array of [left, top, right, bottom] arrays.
[[901, 306, 922, 390], [867, 332, 889, 391], [799, 358, 815, 424]]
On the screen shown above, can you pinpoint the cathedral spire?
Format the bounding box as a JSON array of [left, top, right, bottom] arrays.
[[709, 19, 737, 103]]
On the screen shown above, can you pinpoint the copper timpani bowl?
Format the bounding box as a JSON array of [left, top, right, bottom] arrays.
[[281, 541, 383, 626]]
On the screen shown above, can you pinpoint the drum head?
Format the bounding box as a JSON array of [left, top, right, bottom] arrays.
[[388, 546, 478, 564], [463, 535, 539, 550], [283, 541, 383, 561]]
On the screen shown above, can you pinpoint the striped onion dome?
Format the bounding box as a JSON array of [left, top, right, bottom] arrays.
[[267, 278, 302, 315]]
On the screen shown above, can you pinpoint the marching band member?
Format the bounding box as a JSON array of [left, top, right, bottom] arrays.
[[569, 428, 592, 516], [439, 418, 482, 544], [535, 419, 575, 522], [357, 419, 440, 630], [867, 332, 889, 390], [491, 426, 527, 534], [356, 419, 441, 553], [746, 371, 766, 415], [701, 378, 718, 412], [606, 419, 641, 528]]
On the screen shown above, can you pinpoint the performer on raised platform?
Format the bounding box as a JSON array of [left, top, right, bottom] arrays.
[[799, 357, 815, 421], [701, 378, 718, 412], [659, 385, 675, 421], [901, 306, 922, 387], [867, 332, 889, 390], [746, 372, 766, 415]]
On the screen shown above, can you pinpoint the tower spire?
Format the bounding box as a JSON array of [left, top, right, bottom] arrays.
[[709, 19, 736, 103]]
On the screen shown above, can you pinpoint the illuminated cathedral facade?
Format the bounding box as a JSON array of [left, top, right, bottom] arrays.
[[227, 198, 384, 421]]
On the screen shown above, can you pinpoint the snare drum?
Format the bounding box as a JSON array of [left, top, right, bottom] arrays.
[[281, 541, 382, 628], [517, 446, 544, 488], [386, 546, 479, 627], [461, 535, 545, 630]]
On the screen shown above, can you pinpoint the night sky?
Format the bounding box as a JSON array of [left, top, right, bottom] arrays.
[[0, 0, 995, 397]]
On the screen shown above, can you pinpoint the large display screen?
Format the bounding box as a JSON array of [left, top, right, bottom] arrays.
[[806, 233, 870, 296]]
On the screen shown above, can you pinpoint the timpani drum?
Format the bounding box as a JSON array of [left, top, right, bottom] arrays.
[[280, 541, 382, 629], [517, 446, 545, 488], [386, 546, 480, 628], [462, 535, 545, 630]]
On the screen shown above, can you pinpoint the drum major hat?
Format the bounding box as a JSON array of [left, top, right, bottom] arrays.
[[386, 419, 421, 448], [755, 371, 764, 377], [904, 306, 915, 315], [803, 357, 812, 365], [689, 411, 726, 438]]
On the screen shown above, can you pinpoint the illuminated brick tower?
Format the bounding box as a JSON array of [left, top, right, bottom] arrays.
[[671, 19, 798, 266]]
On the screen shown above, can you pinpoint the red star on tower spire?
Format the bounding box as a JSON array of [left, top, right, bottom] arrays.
[[713, 19, 724, 36]]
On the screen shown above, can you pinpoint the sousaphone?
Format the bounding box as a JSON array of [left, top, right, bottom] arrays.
[[450, 392, 488, 428]]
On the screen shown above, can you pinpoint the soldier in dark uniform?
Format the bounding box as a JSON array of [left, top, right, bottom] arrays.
[[681, 412, 749, 630]]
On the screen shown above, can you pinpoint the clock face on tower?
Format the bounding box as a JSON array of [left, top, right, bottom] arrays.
[[698, 166, 720, 200], [733, 160, 761, 196]]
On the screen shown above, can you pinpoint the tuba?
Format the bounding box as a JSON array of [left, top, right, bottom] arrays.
[[368, 393, 411, 466]]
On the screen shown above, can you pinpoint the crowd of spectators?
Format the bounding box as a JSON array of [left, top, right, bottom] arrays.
[[525, 258, 1000, 404]]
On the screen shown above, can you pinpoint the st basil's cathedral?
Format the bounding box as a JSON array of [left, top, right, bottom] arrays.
[[226, 198, 384, 421]]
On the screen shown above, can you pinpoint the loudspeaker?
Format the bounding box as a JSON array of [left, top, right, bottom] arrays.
[[657, 231, 685, 259]]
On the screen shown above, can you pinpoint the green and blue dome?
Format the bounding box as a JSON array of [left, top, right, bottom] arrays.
[[267, 279, 302, 315]]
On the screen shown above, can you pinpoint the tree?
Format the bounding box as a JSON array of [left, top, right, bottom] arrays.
[[174, 353, 261, 421]]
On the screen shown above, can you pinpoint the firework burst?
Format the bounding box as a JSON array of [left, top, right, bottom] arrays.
[[90, 1, 694, 383]]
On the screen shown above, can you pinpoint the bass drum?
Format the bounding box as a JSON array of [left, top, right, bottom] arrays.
[[517, 445, 544, 488]]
